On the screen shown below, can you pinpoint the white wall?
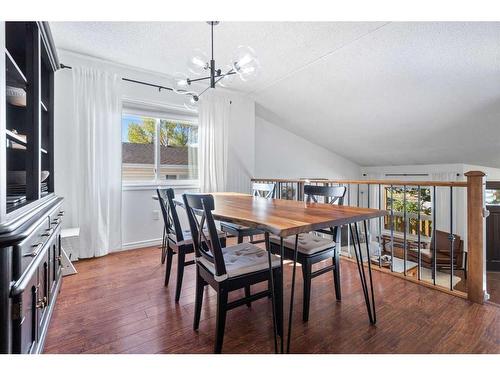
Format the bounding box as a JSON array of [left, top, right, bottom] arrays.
[[227, 99, 255, 193], [54, 50, 255, 253], [255, 116, 361, 179], [463, 164, 500, 180]]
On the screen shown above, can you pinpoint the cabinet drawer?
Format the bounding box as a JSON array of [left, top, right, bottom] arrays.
[[13, 220, 51, 281]]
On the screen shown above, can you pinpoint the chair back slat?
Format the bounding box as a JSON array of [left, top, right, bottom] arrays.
[[304, 185, 346, 205], [304, 185, 347, 239], [252, 182, 276, 199], [157, 188, 185, 243], [183, 193, 227, 278]]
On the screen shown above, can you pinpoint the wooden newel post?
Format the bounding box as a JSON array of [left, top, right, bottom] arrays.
[[465, 171, 486, 304]]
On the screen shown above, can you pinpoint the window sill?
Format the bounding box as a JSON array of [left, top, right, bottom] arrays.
[[122, 180, 200, 191]]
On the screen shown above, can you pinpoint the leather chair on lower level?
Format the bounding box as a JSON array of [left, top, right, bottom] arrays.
[[408, 230, 466, 278]]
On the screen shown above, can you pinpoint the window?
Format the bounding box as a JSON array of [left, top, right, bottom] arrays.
[[159, 120, 198, 181], [384, 187, 433, 237], [121, 112, 198, 183], [486, 189, 500, 205]]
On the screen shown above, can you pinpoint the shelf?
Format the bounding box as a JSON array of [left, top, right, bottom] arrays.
[[6, 130, 47, 153], [5, 49, 27, 88], [6, 129, 27, 147]]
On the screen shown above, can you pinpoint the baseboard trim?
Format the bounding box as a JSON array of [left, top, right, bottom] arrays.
[[120, 238, 163, 252]]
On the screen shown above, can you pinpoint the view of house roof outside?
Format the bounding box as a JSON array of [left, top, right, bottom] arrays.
[[121, 114, 198, 181]]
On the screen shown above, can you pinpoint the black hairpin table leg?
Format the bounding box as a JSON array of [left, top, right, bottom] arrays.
[[349, 221, 377, 324], [265, 232, 279, 354], [279, 237, 285, 353], [286, 234, 299, 353]]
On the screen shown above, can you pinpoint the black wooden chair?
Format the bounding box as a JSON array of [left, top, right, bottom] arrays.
[[183, 193, 282, 353], [220, 182, 276, 244], [156, 188, 226, 302], [269, 185, 346, 322]]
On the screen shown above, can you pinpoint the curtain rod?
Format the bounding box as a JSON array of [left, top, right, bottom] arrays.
[[60, 63, 176, 93]]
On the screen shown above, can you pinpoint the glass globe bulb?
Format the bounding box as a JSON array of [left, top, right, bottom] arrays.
[[173, 72, 190, 94], [236, 59, 260, 82], [218, 65, 237, 88], [232, 45, 258, 73], [187, 49, 209, 75]]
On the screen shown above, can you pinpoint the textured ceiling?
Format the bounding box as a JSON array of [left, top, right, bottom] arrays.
[[50, 22, 500, 167]]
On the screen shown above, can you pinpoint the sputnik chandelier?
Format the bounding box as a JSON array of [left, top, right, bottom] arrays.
[[174, 21, 260, 110]]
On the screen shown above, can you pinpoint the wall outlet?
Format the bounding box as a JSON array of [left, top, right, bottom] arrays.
[[152, 210, 160, 220]]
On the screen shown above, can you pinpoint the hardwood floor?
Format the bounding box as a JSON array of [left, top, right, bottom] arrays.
[[44, 241, 500, 354]]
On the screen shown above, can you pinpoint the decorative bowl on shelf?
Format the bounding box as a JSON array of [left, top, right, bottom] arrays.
[[6, 86, 26, 107], [40, 170, 50, 182]]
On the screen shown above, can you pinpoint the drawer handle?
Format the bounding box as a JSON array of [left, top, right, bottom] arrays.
[[51, 218, 61, 225], [41, 228, 54, 237], [24, 243, 43, 258], [58, 211, 65, 217]]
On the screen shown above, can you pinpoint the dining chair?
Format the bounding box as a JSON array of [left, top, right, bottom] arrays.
[[156, 188, 226, 302], [183, 193, 282, 353], [220, 182, 276, 244], [269, 185, 347, 322]]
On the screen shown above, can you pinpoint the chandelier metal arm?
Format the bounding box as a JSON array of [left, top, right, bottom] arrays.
[[196, 69, 237, 99]]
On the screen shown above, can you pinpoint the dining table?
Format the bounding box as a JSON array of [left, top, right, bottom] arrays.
[[154, 191, 387, 353]]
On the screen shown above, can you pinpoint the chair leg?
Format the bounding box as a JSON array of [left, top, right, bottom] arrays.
[[245, 285, 251, 307], [333, 250, 342, 301], [164, 243, 174, 287], [214, 289, 228, 354], [193, 268, 204, 330], [273, 267, 283, 338], [302, 261, 312, 322], [236, 233, 249, 306], [161, 226, 167, 264], [175, 251, 186, 302]]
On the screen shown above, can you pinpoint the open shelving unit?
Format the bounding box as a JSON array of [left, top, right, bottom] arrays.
[[4, 22, 56, 214]]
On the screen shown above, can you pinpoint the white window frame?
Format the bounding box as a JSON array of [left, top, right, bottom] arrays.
[[121, 100, 199, 190]]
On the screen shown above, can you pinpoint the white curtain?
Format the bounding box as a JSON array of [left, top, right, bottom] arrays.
[[72, 67, 122, 258], [198, 91, 231, 193]]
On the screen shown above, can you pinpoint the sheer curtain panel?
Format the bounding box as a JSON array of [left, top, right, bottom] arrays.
[[198, 91, 231, 193], [72, 67, 122, 258]]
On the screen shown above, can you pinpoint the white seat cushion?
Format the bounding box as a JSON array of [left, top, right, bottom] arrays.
[[270, 233, 335, 255], [169, 229, 225, 247], [198, 242, 281, 280]]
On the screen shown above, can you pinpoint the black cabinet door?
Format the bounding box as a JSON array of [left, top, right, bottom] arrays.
[[12, 269, 38, 354], [486, 206, 500, 271]]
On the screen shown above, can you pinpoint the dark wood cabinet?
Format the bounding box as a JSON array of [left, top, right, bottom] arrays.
[[1, 21, 63, 354]]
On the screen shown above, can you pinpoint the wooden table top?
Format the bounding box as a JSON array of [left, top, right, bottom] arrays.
[[201, 192, 386, 237]]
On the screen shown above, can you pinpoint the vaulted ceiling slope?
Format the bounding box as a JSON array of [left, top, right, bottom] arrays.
[[50, 22, 500, 167]]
